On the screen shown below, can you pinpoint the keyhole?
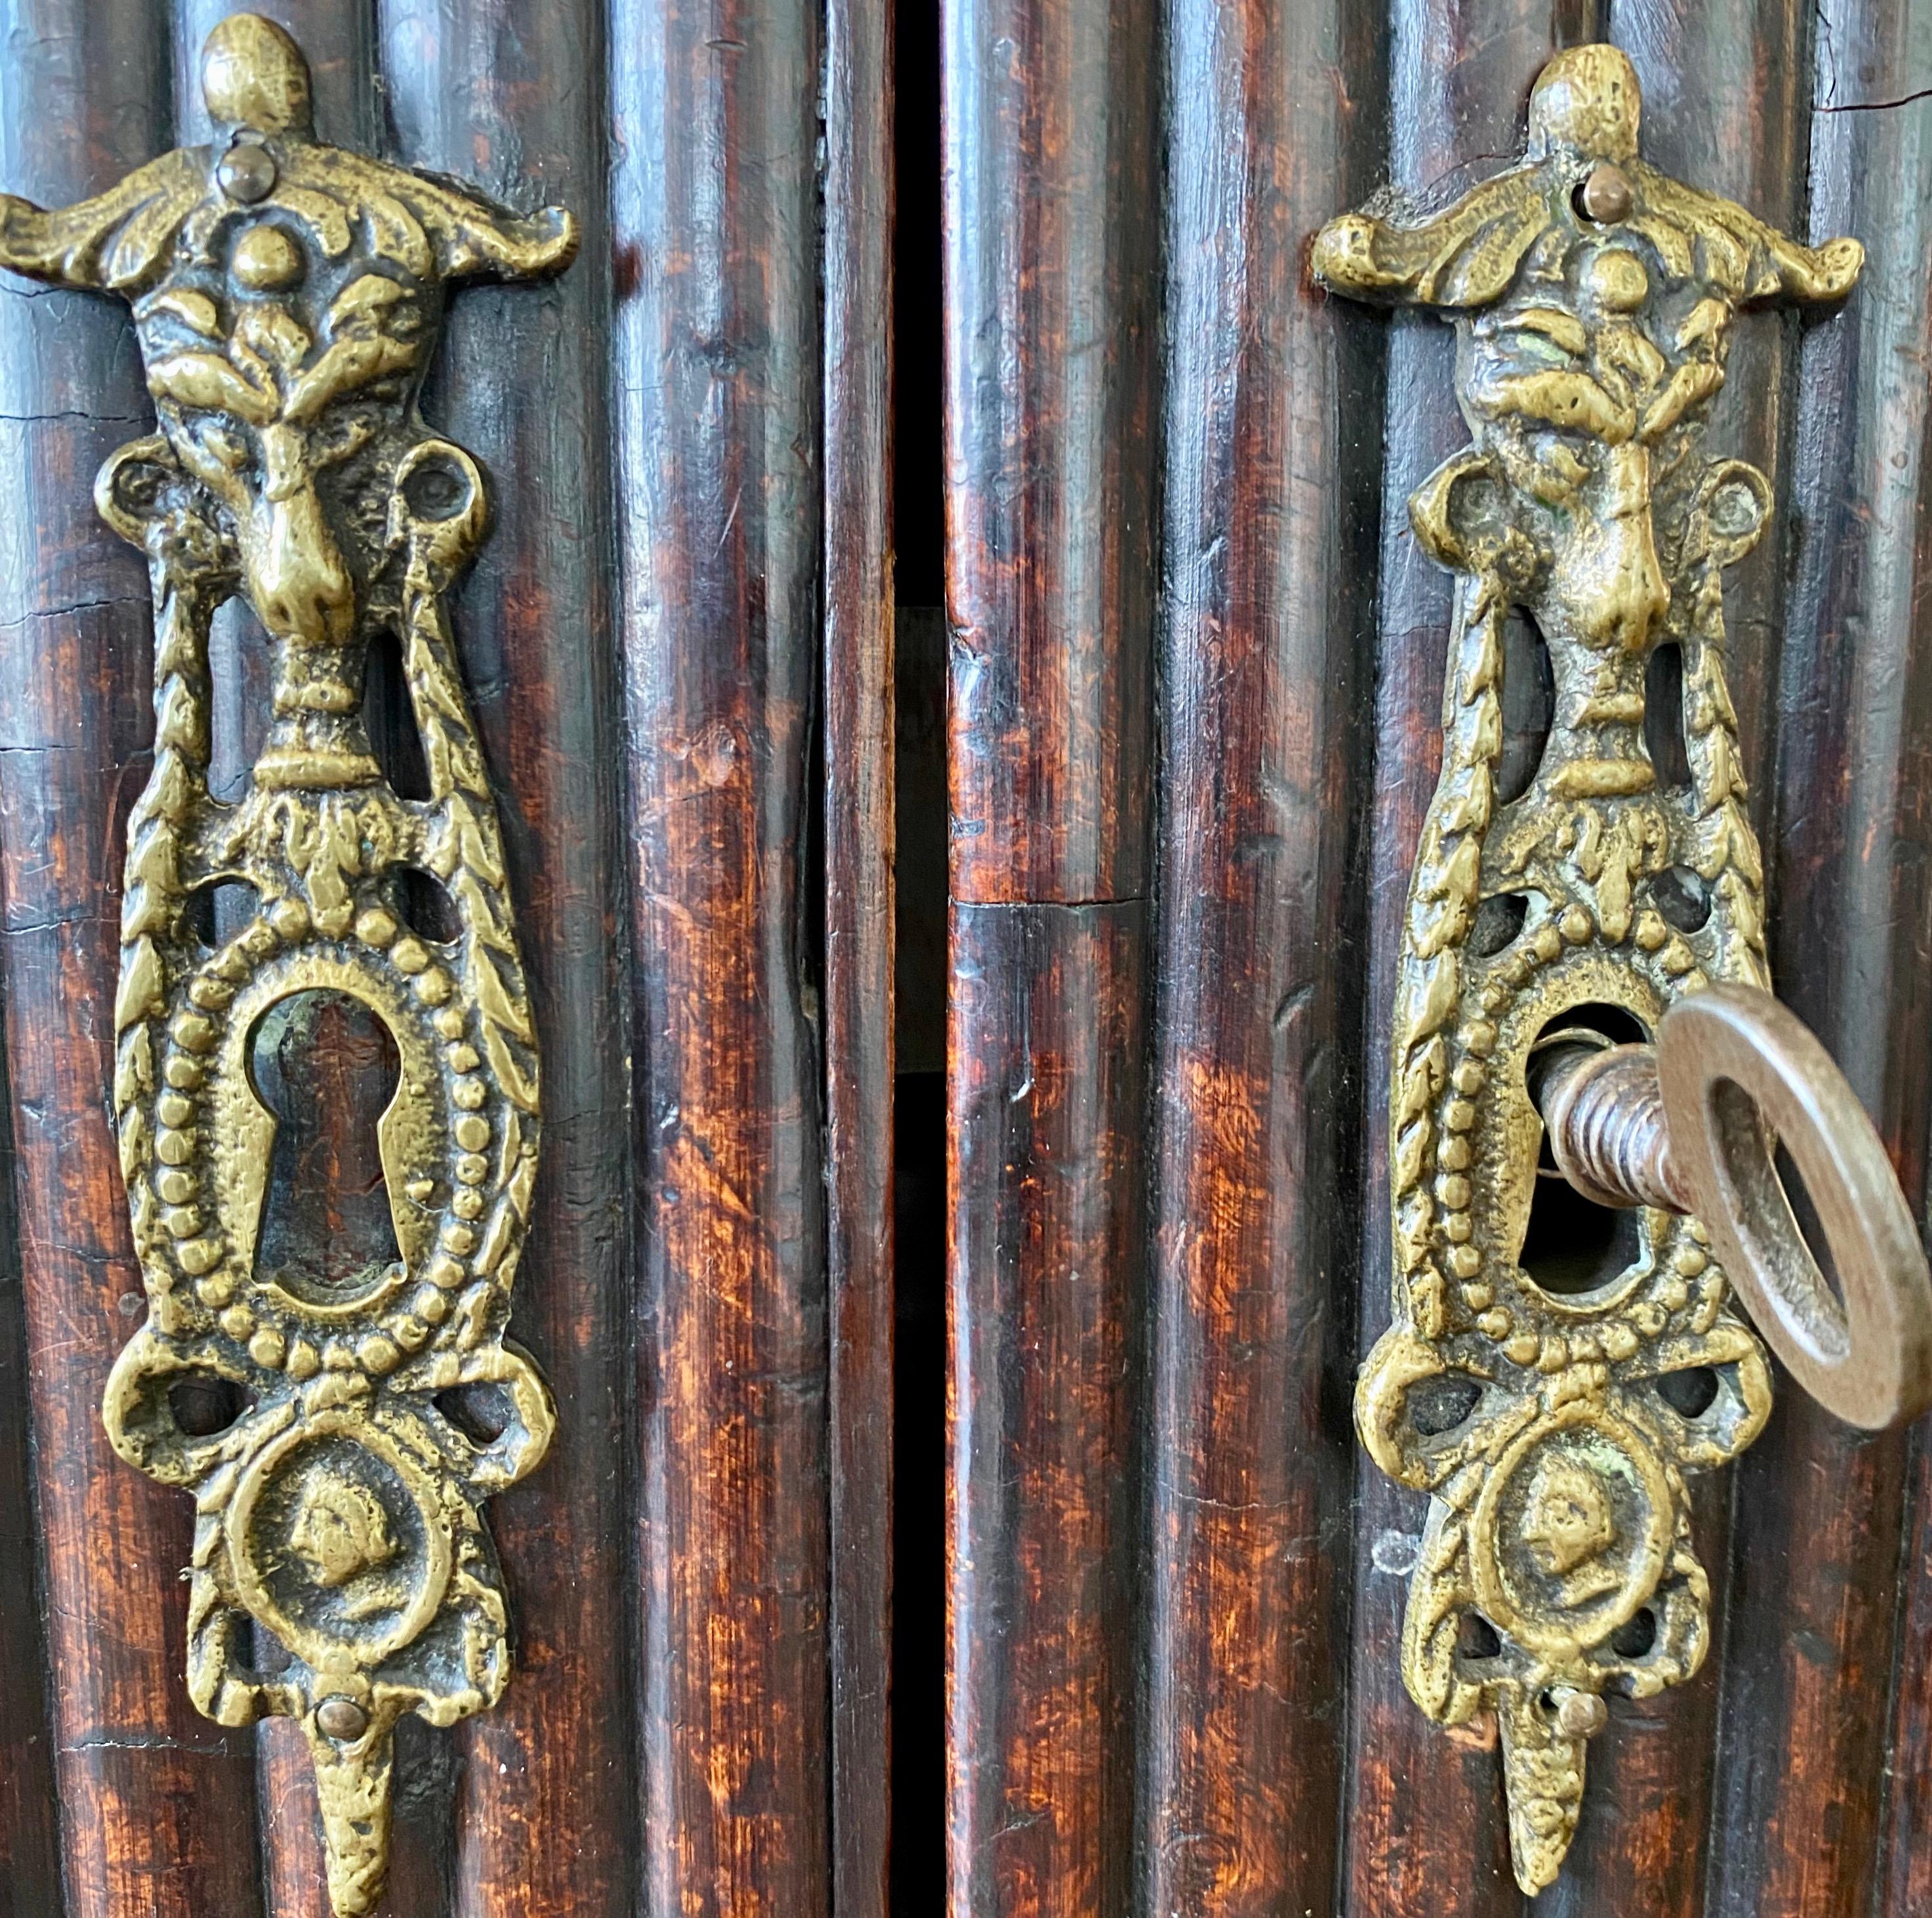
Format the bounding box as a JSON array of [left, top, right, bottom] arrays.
[[249, 990, 402, 1301]]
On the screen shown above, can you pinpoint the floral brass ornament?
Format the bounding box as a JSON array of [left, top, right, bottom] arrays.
[[1315, 44, 1872, 1894], [0, 16, 575, 1913]]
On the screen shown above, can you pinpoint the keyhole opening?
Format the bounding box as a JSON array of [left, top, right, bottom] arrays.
[[1520, 1004, 1649, 1297], [248, 990, 402, 1303]]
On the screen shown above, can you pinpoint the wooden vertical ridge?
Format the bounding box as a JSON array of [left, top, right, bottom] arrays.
[[1827, 16, 1932, 1914], [1140, 1, 1383, 1913], [823, 0, 896, 1898], [1342, 11, 1578, 1915], [610, 0, 832, 1904], [0, 5, 268, 1914], [1708, 4, 1932, 1915], [947, 899, 1147, 1918], [941, 0, 1157, 1900], [379, 5, 637, 1913], [0, 989, 61, 1915], [941, 0, 1158, 909], [1529, 9, 1814, 1917]]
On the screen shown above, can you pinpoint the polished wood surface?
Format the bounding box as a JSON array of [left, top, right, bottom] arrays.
[[940, 0, 1158, 1904], [0, 0, 886, 1911], [3, 0, 1932, 1913], [1142, 0, 1383, 1909], [612, 0, 834, 1900]]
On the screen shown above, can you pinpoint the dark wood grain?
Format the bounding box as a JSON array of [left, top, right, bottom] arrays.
[[1342, 11, 1586, 1916], [1886, 1263, 1932, 1907], [1853, 18, 1932, 1918], [941, 0, 1159, 906], [1707, 5, 1932, 1916], [941, 0, 1158, 1906], [380, 5, 636, 1913], [947, 900, 1145, 1918], [0, 986, 60, 1915], [1138, 1, 1384, 1914], [0, 6, 267, 1914], [824, 0, 896, 1902], [611, 0, 832, 1905]]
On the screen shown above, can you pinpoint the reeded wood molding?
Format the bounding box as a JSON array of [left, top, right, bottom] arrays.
[[0, 16, 575, 1913], [1315, 42, 1868, 1896]]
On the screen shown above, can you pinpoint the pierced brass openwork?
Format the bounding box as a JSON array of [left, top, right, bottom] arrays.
[[1319, 43, 1931, 1894], [0, 16, 575, 1911]]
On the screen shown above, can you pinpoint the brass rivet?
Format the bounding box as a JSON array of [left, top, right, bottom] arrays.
[[1579, 162, 1633, 224], [316, 1696, 368, 1741], [1554, 1689, 1609, 1740], [216, 142, 278, 205]]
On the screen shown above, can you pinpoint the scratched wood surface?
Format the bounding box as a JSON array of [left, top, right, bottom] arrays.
[[939, 1, 1932, 1917], [0, 0, 890, 1913], [611, 0, 841, 1907], [1140, 0, 1384, 1909], [6, 0, 1932, 1915], [823, 0, 897, 1898], [939, 0, 1159, 1906]]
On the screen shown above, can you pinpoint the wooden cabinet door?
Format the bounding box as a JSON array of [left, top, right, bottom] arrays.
[[939, 2, 1932, 1917], [4, 2, 1932, 1917], [0, 3, 890, 1915]]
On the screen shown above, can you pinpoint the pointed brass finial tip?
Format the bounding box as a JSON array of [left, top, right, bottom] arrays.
[[202, 14, 315, 137], [1528, 43, 1641, 163]]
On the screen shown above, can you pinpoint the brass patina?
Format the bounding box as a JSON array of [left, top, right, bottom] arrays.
[[0, 16, 575, 1911], [1316, 44, 1862, 1894]]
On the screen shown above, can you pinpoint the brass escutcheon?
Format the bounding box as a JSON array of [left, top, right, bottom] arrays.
[[1319, 41, 1930, 1896], [0, 14, 576, 1912]]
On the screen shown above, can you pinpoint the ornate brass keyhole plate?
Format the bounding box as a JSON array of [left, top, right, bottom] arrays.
[[0, 15, 575, 1913], [1316, 43, 1876, 1895]]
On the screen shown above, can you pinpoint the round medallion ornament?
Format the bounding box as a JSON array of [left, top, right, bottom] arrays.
[[1470, 1400, 1674, 1659], [228, 1411, 451, 1670]]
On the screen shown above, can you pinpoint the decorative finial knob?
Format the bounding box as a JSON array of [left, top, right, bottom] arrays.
[[201, 13, 314, 137], [1527, 43, 1641, 161]]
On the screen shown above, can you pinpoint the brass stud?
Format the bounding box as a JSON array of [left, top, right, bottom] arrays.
[[315, 1696, 368, 1742], [1554, 1689, 1609, 1739], [1578, 162, 1633, 224], [216, 141, 278, 205]]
